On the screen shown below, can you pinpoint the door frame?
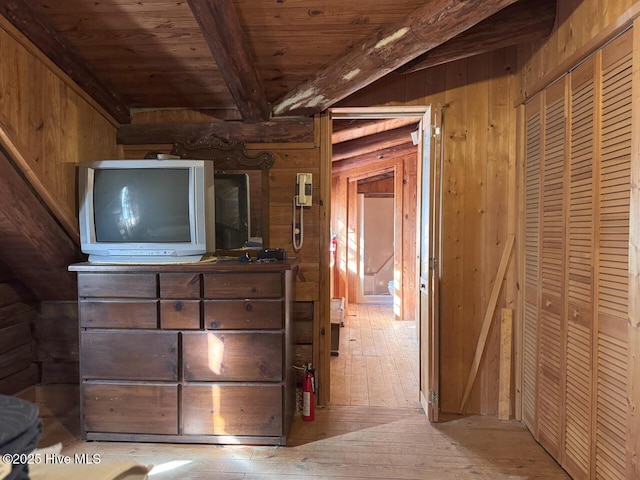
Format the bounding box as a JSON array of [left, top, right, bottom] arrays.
[[417, 105, 444, 422], [325, 106, 430, 406]]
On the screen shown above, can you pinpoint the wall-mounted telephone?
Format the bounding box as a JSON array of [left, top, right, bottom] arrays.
[[293, 173, 312, 251], [295, 173, 313, 207]]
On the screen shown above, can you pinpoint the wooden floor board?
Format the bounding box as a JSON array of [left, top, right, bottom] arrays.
[[27, 389, 569, 480], [331, 303, 419, 408], [23, 303, 568, 479]]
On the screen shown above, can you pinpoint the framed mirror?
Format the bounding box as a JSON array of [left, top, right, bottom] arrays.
[[167, 134, 274, 255]]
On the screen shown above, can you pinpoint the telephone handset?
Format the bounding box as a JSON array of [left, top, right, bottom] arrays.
[[293, 173, 312, 251], [295, 173, 313, 207]]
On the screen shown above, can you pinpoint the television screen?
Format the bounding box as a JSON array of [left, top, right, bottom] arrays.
[[78, 159, 215, 263], [93, 168, 191, 243]]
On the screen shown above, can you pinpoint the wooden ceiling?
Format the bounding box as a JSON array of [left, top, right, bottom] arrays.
[[2, 0, 556, 125]]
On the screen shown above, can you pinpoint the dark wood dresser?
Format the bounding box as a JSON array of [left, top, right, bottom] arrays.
[[68, 259, 297, 445]]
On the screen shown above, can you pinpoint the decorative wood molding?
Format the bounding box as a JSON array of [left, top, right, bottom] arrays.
[[186, 0, 270, 122], [0, 0, 130, 124], [272, 0, 519, 117], [399, 0, 556, 74], [170, 134, 275, 171]]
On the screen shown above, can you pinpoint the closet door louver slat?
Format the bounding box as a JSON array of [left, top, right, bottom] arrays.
[[595, 32, 631, 480], [538, 82, 566, 460], [563, 58, 595, 480], [523, 98, 542, 434]]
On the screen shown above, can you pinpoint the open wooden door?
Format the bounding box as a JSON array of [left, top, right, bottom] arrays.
[[418, 105, 442, 422]]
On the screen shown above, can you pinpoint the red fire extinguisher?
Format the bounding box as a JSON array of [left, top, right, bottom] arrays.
[[302, 363, 316, 422]]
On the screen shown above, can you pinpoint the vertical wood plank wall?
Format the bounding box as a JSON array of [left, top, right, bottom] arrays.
[[521, 25, 634, 480], [0, 17, 119, 239], [330, 153, 417, 321], [0, 262, 38, 395], [339, 48, 518, 415]]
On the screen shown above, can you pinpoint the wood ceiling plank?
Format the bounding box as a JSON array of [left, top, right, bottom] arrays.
[[272, 0, 520, 117], [331, 142, 416, 174], [332, 118, 419, 144], [332, 124, 417, 161], [186, 0, 270, 121], [399, 0, 556, 73], [0, 0, 131, 124]]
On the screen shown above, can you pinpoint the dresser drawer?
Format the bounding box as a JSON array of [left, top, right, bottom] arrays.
[[159, 273, 201, 299], [182, 384, 282, 436], [81, 331, 178, 381], [203, 273, 282, 299], [183, 332, 282, 381], [204, 300, 283, 330], [79, 300, 158, 329], [83, 383, 178, 435], [160, 300, 200, 329], [78, 273, 157, 298]]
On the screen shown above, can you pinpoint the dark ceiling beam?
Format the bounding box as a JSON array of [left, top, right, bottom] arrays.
[[0, 0, 131, 124], [117, 118, 314, 145], [399, 0, 557, 74], [272, 0, 519, 117], [186, 0, 270, 122], [332, 124, 417, 162], [332, 118, 419, 144], [332, 142, 417, 174]]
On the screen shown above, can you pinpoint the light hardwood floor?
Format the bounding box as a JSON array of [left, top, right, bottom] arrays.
[[330, 303, 419, 408], [23, 302, 569, 479]]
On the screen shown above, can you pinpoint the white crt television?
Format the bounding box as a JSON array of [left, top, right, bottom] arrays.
[[78, 159, 215, 263]]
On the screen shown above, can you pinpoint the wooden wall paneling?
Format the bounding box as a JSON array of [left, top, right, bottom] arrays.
[[0, 21, 119, 241], [537, 77, 567, 461], [331, 174, 348, 304], [393, 162, 404, 320], [522, 95, 542, 435], [518, 0, 637, 101], [563, 54, 596, 480], [317, 112, 332, 405], [36, 302, 79, 384], [438, 58, 468, 414], [481, 49, 516, 416], [0, 270, 38, 394], [338, 51, 514, 416], [594, 29, 632, 480], [401, 154, 417, 321], [628, 18, 640, 480], [462, 54, 491, 414], [347, 179, 358, 307]]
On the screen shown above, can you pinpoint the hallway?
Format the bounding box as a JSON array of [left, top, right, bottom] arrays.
[[329, 303, 420, 408]]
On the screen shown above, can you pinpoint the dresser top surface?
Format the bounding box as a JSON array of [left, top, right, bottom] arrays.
[[69, 258, 299, 273]]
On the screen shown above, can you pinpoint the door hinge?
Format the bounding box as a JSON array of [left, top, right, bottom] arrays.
[[429, 257, 438, 270], [428, 389, 438, 405]]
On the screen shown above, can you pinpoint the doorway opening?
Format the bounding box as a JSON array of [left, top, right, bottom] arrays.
[[328, 106, 427, 408]]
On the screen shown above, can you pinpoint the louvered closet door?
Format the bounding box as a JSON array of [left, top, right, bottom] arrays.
[[538, 79, 566, 460], [563, 57, 595, 480], [595, 30, 631, 480], [523, 97, 542, 435]]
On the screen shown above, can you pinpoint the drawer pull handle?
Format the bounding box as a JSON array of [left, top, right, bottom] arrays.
[[545, 300, 551, 307], [245, 303, 253, 312]]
